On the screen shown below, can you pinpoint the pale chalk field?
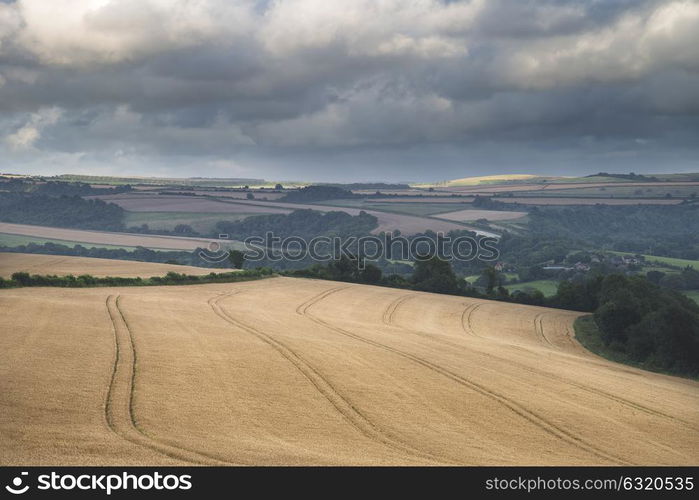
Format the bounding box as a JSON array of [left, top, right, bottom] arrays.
[[1, 272, 697, 465]]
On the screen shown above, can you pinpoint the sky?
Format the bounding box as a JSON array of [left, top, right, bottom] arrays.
[[0, 0, 698, 182]]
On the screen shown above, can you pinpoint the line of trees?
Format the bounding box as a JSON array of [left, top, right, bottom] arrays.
[[279, 185, 357, 202], [0, 242, 229, 268], [1, 268, 273, 289], [553, 274, 699, 376], [0, 178, 133, 196], [0, 193, 125, 230], [215, 209, 378, 240]]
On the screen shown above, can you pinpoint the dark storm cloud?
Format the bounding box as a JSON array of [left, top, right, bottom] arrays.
[[0, 0, 697, 181]]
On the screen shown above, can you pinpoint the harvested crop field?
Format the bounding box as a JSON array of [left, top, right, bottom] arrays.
[[0, 222, 219, 250], [189, 190, 285, 200], [371, 197, 475, 203], [493, 197, 684, 205], [89, 194, 476, 235], [197, 198, 482, 236], [0, 253, 228, 278], [1, 276, 696, 465], [89, 194, 291, 214], [436, 209, 527, 222], [440, 181, 699, 196]]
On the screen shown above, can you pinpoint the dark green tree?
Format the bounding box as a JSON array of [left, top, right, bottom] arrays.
[[412, 256, 460, 294], [228, 250, 246, 269]]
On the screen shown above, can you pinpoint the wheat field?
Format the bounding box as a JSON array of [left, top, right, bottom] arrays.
[[0, 253, 235, 278], [1, 277, 697, 465]]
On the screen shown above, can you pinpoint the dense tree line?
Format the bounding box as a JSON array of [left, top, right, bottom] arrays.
[[0, 268, 273, 289], [287, 255, 485, 298], [0, 242, 230, 268], [649, 267, 699, 290], [279, 185, 357, 202], [552, 274, 699, 376], [0, 178, 132, 196], [527, 205, 699, 259], [588, 172, 660, 181], [321, 182, 410, 190], [0, 193, 125, 230], [216, 209, 378, 240]]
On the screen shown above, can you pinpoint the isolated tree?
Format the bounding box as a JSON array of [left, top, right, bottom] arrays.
[[246, 192, 255, 200], [275, 183, 284, 190], [228, 250, 246, 269], [358, 263, 382, 284], [412, 256, 460, 294], [327, 255, 359, 281], [481, 266, 499, 295], [646, 270, 665, 285], [173, 224, 195, 235]]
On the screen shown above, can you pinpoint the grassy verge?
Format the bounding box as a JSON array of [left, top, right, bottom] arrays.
[[573, 316, 697, 380]]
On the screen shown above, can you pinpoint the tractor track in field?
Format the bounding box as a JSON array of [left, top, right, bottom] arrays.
[[533, 313, 554, 347], [381, 295, 411, 326], [298, 287, 633, 465], [209, 291, 445, 465], [383, 296, 699, 434], [461, 302, 483, 338], [104, 295, 236, 465]]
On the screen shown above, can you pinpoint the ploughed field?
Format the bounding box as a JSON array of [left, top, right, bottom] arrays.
[[1, 277, 697, 465]]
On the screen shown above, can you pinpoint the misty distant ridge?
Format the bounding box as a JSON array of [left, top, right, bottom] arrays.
[[4, 171, 699, 188]]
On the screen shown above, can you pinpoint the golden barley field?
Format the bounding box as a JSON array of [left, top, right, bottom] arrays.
[[1, 276, 697, 465], [0, 253, 235, 279]]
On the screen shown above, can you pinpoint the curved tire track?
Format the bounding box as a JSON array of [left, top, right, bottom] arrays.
[[382, 295, 412, 326], [461, 303, 483, 338], [299, 287, 632, 465], [210, 291, 444, 464], [533, 313, 554, 347], [456, 301, 699, 433], [105, 295, 234, 465]]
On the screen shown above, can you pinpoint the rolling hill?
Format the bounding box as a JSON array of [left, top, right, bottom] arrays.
[[1, 265, 696, 465]]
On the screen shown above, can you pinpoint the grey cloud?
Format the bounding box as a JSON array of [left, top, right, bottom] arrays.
[[0, 0, 697, 181]]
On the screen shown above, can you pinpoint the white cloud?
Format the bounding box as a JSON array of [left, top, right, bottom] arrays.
[[496, 0, 699, 89], [259, 0, 480, 58], [14, 0, 255, 65], [4, 107, 62, 151]]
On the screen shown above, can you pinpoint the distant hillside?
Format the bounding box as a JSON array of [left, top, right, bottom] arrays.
[[54, 174, 266, 187], [321, 182, 410, 190], [413, 172, 699, 188], [416, 174, 541, 188]]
